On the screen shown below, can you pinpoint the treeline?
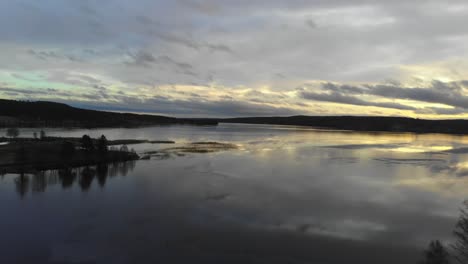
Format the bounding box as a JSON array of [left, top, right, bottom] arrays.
[[222, 116, 468, 134], [0, 99, 218, 128]]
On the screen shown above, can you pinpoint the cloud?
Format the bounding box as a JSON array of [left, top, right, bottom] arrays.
[[177, 0, 222, 15], [206, 43, 233, 54], [2, 0, 468, 117], [27, 49, 83, 62], [127, 51, 193, 71], [316, 80, 468, 110], [126, 50, 157, 68], [300, 91, 417, 110], [305, 19, 317, 29], [0, 87, 52, 95]]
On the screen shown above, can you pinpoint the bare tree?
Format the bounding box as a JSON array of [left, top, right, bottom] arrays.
[[453, 201, 468, 263], [420, 240, 451, 264]]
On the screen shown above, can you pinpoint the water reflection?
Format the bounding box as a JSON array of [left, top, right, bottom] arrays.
[[5, 124, 468, 263], [12, 161, 136, 198]]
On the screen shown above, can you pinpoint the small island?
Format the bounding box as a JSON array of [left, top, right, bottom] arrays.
[[0, 130, 140, 174]]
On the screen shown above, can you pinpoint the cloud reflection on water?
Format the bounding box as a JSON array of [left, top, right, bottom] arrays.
[[3, 124, 468, 263]]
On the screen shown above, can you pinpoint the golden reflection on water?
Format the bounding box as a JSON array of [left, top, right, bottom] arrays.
[[389, 145, 453, 153]]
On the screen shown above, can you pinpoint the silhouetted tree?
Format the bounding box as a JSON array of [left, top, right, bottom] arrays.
[[453, 201, 468, 263], [40, 130, 46, 140], [81, 135, 94, 151], [6, 127, 19, 138], [97, 135, 108, 153], [120, 144, 129, 152], [419, 240, 451, 264]]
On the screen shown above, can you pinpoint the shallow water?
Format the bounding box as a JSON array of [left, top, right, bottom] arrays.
[[1, 123, 468, 263]]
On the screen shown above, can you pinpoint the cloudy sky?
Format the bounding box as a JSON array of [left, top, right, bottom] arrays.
[[2, 0, 468, 117]]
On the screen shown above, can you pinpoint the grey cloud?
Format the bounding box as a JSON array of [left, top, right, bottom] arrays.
[[3, 0, 468, 117], [305, 19, 317, 29], [135, 15, 156, 25], [0, 87, 76, 99], [0, 87, 49, 95], [321, 82, 367, 94], [369, 83, 468, 109], [156, 33, 201, 50], [316, 80, 468, 110], [178, 0, 222, 15], [28, 49, 83, 62], [46, 71, 105, 88], [156, 32, 234, 54], [301, 91, 416, 110], [157, 55, 193, 70], [79, 3, 98, 16], [126, 51, 197, 76], [126, 50, 157, 68], [206, 44, 233, 54]]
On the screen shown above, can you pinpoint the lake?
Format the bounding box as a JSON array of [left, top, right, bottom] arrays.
[[1, 123, 467, 264]]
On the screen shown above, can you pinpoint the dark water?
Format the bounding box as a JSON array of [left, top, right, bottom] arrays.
[[1, 123, 468, 263]]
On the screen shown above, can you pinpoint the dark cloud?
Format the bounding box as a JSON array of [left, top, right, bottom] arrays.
[[126, 50, 157, 68], [126, 51, 198, 77], [305, 19, 317, 29], [177, 0, 222, 15], [310, 80, 468, 111], [127, 51, 194, 71], [157, 55, 193, 70], [0, 87, 60, 95], [206, 44, 233, 54], [135, 15, 156, 25], [156, 33, 201, 50], [27, 49, 83, 62], [321, 82, 366, 94], [301, 91, 416, 110], [3, 0, 468, 117]]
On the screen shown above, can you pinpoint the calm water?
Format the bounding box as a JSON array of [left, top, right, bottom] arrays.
[[2, 123, 468, 263]]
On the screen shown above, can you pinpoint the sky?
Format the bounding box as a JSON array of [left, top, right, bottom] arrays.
[[2, 0, 468, 118]]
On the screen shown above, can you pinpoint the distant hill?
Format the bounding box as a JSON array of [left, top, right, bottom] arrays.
[[3, 99, 468, 134], [0, 99, 217, 128], [222, 116, 468, 134]]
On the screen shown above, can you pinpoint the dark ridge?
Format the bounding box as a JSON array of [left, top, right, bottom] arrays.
[[0, 99, 217, 128], [221, 116, 468, 134], [4, 99, 468, 134]]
